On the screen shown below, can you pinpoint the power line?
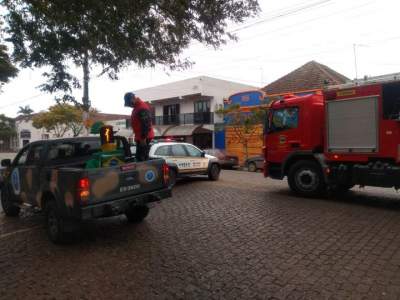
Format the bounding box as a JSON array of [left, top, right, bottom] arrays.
[[230, 0, 333, 33], [0, 94, 46, 110]]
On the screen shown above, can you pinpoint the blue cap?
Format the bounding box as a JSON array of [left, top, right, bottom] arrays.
[[124, 92, 135, 107]]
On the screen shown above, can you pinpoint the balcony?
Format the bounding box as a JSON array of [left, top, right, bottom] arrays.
[[153, 112, 214, 126]]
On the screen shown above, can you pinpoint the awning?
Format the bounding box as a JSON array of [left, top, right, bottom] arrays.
[[164, 125, 212, 136], [154, 125, 174, 137]]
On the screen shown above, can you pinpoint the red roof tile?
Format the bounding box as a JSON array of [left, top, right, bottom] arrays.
[[263, 61, 349, 95]]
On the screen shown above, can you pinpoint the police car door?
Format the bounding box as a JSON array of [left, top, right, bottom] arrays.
[[170, 144, 192, 173], [184, 144, 208, 172]]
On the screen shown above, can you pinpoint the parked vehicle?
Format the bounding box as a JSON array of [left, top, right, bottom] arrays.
[[245, 156, 264, 172], [0, 137, 171, 243], [264, 74, 400, 197], [149, 142, 220, 185], [204, 149, 239, 169]]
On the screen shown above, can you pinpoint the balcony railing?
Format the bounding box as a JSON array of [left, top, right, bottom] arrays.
[[153, 112, 214, 126]]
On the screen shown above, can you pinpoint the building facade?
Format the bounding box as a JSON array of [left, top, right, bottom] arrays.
[[14, 113, 130, 150], [135, 76, 257, 149]]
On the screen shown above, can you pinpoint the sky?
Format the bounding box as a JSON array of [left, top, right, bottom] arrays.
[[1, 0, 400, 117]]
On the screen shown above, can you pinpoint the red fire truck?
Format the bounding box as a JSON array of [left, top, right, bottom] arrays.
[[264, 74, 400, 196]]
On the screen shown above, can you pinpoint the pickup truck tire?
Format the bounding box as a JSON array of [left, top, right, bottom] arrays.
[[125, 205, 149, 223], [208, 164, 221, 181], [288, 160, 326, 197], [45, 201, 68, 244], [169, 169, 177, 187], [1, 187, 20, 217]]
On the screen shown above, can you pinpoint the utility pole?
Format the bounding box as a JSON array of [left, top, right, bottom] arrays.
[[353, 44, 358, 80]]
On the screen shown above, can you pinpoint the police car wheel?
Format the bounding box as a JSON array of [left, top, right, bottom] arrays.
[[208, 164, 220, 181], [125, 205, 149, 223], [45, 201, 67, 244], [1, 187, 20, 217]]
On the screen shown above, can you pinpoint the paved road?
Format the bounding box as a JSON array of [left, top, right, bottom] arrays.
[[1, 171, 400, 299]]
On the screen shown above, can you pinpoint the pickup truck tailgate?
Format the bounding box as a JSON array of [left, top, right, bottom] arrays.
[[85, 159, 166, 204]]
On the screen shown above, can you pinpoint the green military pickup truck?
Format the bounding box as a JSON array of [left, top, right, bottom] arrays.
[[0, 137, 171, 243]]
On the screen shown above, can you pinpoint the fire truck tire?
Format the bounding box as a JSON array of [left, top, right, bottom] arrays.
[[1, 187, 20, 217], [288, 160, 326, 197]]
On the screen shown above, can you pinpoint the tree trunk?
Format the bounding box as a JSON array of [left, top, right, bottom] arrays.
[[82, 52, 90, 112]]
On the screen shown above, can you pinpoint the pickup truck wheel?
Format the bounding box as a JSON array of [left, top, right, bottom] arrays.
[[1, 187, 20, 217], [208, 164, 220, 181], [169, 169, 177, 187], [288, 160, 326, 197], [248, 162, 257, 172], [45, 201, 68, 244], [125, 205, 149, 223]]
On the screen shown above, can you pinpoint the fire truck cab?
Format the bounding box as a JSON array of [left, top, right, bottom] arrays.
[[264, 74, 400, 197]]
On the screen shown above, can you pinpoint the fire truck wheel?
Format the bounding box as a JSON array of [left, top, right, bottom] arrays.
[[288, 160, 326, 197]]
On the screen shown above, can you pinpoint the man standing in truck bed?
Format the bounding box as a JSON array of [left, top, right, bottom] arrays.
[[124, 92, 155, 161]]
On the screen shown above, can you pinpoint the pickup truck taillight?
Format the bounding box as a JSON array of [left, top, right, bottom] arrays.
[[78, 177, 90, 202], [163, 163, 169, 185]]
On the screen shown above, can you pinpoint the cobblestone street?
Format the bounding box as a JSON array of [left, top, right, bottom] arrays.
[[1, 170, 400, 299]]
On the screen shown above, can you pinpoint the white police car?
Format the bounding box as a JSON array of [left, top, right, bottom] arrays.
[[149, 142, 221, 185]]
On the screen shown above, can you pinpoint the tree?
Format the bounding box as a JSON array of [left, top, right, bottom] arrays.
[[2, 1, 259, 111], [0, 114, 16, 138], [216, 104, 266, 161], [32, 104, 85, 137], [17, 105, 34, 116], [0, 18, 18, 91]]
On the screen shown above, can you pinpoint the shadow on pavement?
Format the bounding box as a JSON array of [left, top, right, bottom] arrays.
[[270, 187, 400, 211]]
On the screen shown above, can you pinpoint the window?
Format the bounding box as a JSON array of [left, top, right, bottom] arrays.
[[42, 134, 49, 140], [163, 104, 180, 125], [269, 107, 299, 132], [48, 140, 101, 161], [383, 82, 400, 119], [15, 147, 29, 166], [155, 146, 170, 156], [194, 100, 210, 113], [171, 144, 187, 157], [185, 145, 203, 157], [26, 145, 44, 165], [20, 130, 31, 139]]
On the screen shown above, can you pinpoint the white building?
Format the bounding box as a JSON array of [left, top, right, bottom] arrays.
[[135, 76, 257, 149], [14, 113, 131, 150]]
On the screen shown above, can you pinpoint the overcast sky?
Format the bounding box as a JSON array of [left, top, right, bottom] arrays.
[[1, 0, 399, 117]]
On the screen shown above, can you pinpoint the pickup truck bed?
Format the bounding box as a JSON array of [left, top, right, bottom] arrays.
[[0, 137, 171, 243]]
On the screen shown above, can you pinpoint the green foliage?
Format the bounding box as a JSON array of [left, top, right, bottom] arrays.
[[17, 105, 34, 116], [2, 0, 259, 107], [32, 104, 84, 137], [0, 18, 18, 89], [0, 114, 16, 137], [90, 121, 105, 134]]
